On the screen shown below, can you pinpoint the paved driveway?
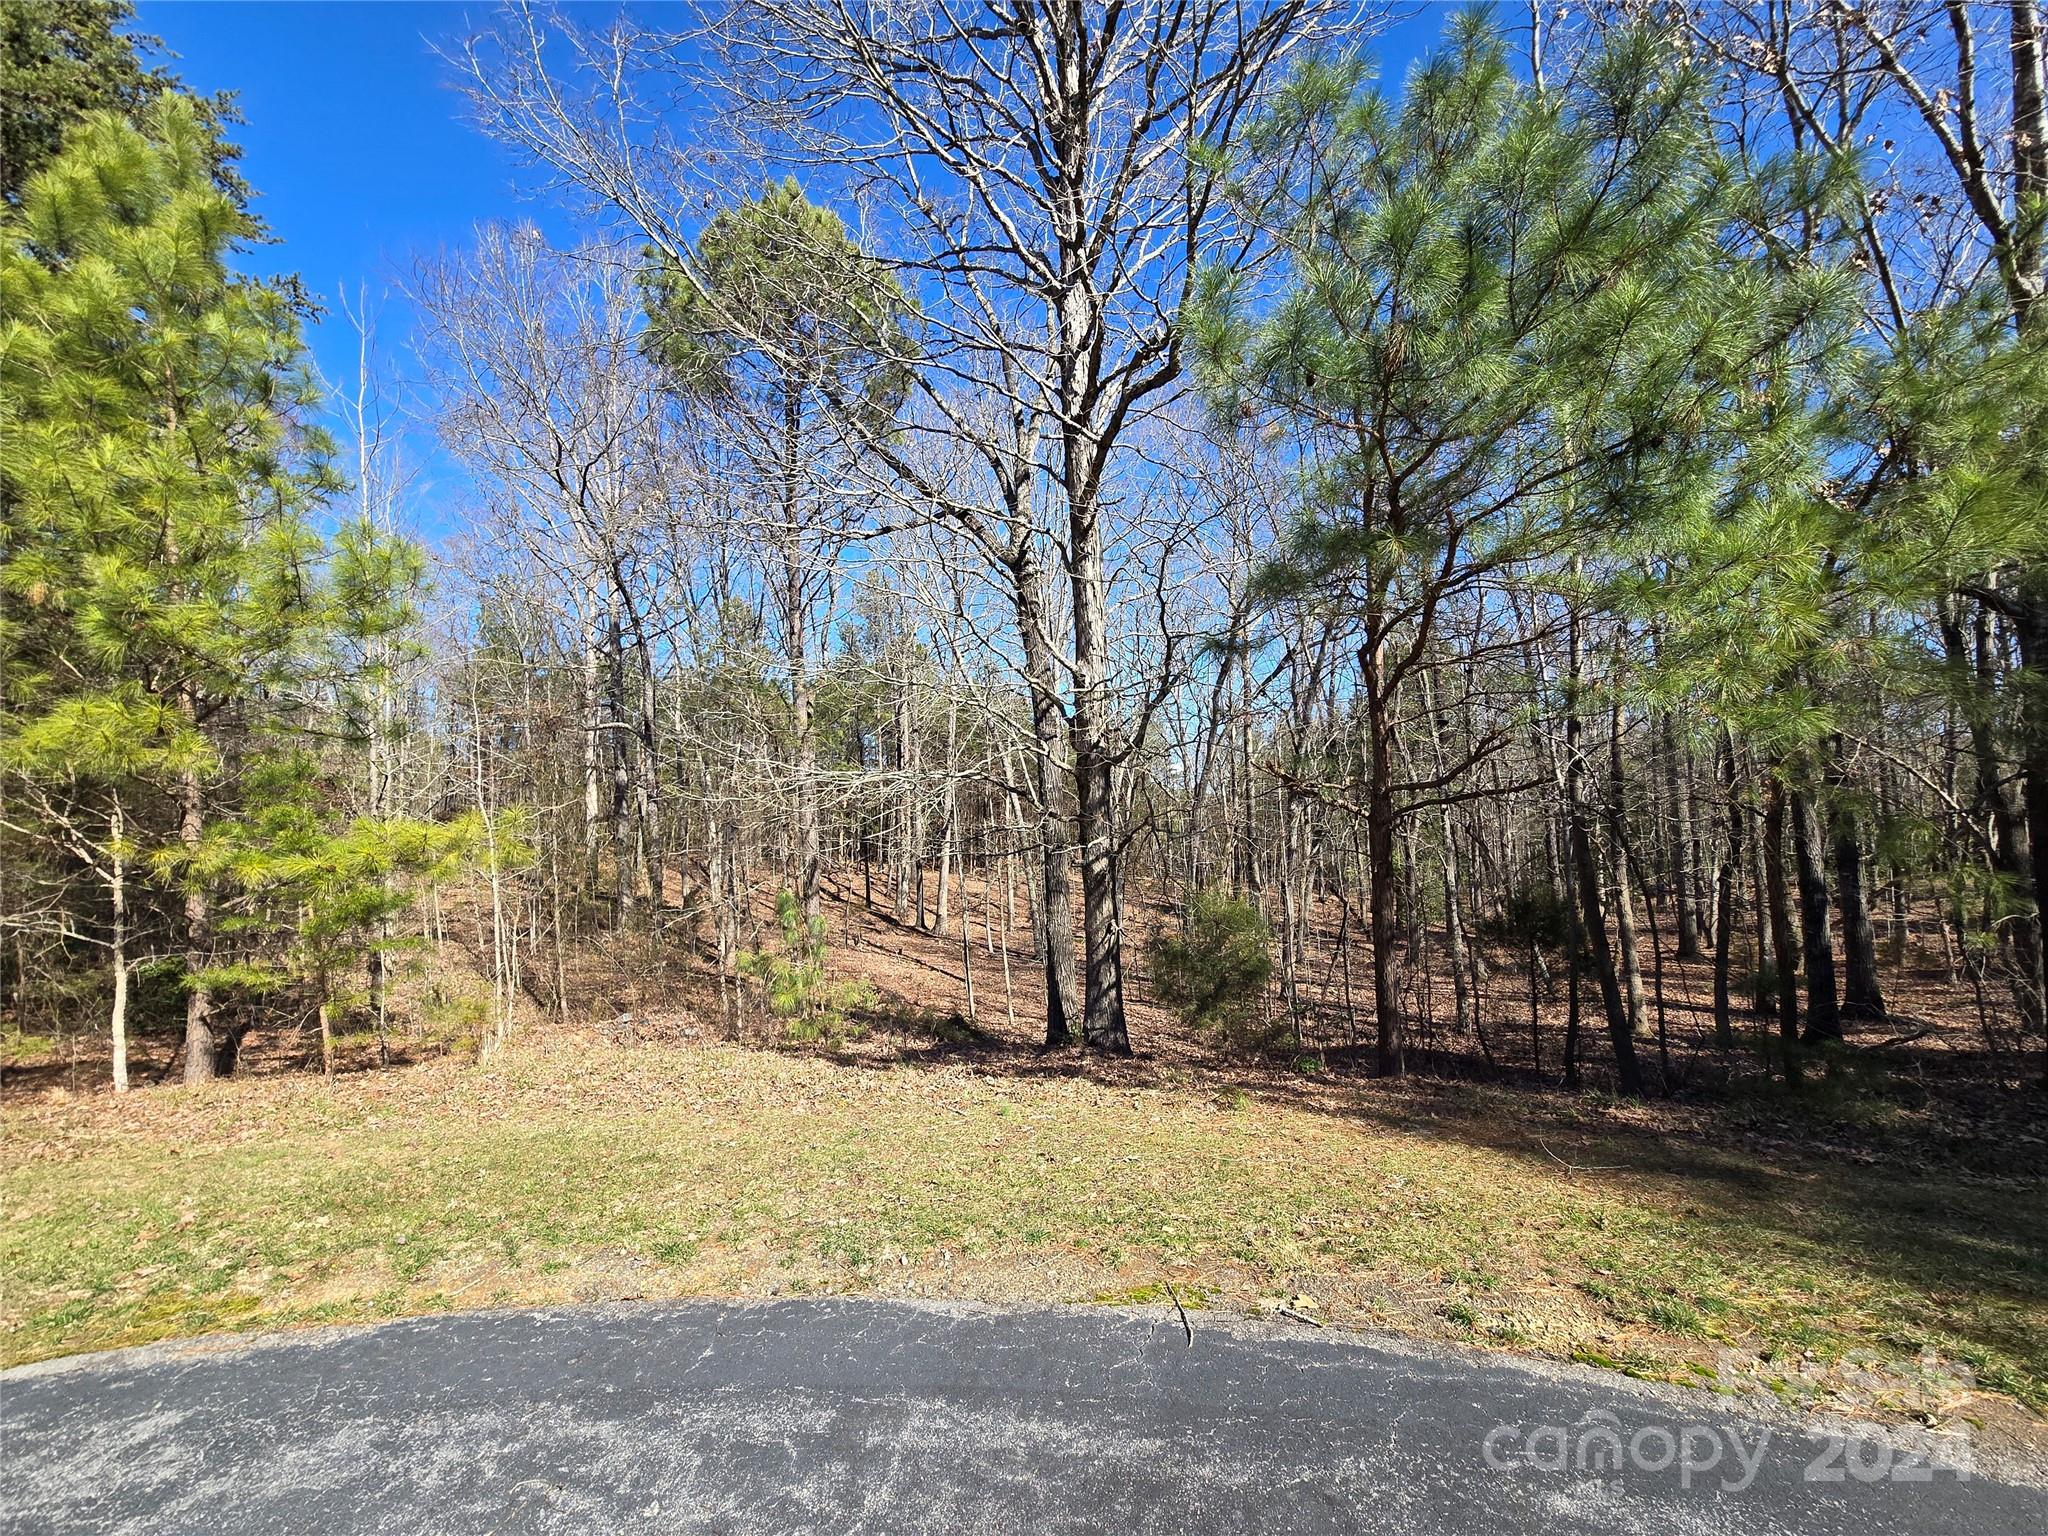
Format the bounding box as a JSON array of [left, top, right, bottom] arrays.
[[1, 1300, 2038, 1533]]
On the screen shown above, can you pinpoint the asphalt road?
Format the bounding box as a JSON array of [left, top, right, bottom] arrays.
[[1, 1300, 2039, 1534]]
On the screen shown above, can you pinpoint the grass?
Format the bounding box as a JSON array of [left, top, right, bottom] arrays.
[[3, 1038, 2043, 1430]]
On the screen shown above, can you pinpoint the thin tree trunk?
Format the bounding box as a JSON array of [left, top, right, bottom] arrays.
[[630, 596, 666, 922], [2009, 591, 2048, 1068], [1762, 772, 1804, 1084], [1362, 630, 1406, 1077], [581, 609, 603, 892], [1609, 695, 1647, 1037], [178, 748, 215, 1084], [1565, 619, 1640, 1093], [894, 662, 914, 924], [1423, 666, 1474, 1042], [958, 851, 976, 1023], [1940, 595, 2041, 1028], [1664, 711, 1704, 960], [777, 384, 824, 932], [1829, 746, 1885, 1020], [1790, 784, 1842, 1045], [935, 692, 959, 935], [109, 791, 129, 1095], [1749, 789, 1772, 1016], [1712, 729, 1741, 1050]]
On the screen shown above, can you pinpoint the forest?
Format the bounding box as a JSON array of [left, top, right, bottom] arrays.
[[4, 0, 2046, 1121]]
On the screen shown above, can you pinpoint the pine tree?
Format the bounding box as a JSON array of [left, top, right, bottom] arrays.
[[2, 97, 430, 1085], [1193, 18, 1853, 1088], [186, 751, 480, 1078], [1865, 293, 2048, 1053], [643, 179, 913, 935], [0, 0, 243, 205]]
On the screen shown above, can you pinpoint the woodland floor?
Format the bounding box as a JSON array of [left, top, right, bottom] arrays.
[[4, 876, 2046, 1466]]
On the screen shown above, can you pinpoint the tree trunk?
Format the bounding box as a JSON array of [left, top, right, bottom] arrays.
[[1279, 791, 1303, 1037], [893, 660, 917, 925], [1441, 811, 1475, 1042], [1187, 613, 1243, 894], [1609, 699, 1648, 1037], [1564, 624, 1640, 1093], [1066, 483, 1129, 1051], [606, 599, 635, 928], [1011, 544, 1082, 1047], [631, 600, 666, 922], [1423, 666, 1474, 1043], [1558, 804, 1584, 1091], [1663, 712, 1704, 960], [178, 753, 215, 1085], [1790, 784, 1841, 1045], [1046, 108, 1131, 1054], [1829, 753, 1885, 1020], [935, 690, 959, 935], [109, 792, 129, 1095], [1360, 634, 1406, 1076], [1712, 730, 1740, 1051], [367, 940, 389, 1065], [1749, 787, 1772, 1015], [957, 845, 976, 1023], [790, 651, 815, 933], [581, 609, 603, 893], [2012, 589, 2048, 1064], [781, 386, 822, 931], [1762, 773, 1804, 1084], [1072, 737, 1128, 1053], [1940, 595, 2041, 1027], [2006, 3, 2045, 1044], [1613, 835, 1646, 1040]]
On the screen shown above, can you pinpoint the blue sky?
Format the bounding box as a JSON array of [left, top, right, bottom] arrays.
[[137, 1, 583, 535], [135, 1, 1459, 536], [139, 2, 572, 364]]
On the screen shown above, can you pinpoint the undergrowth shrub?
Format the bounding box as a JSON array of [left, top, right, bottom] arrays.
[[739, 891, 876, 1042], [1147, 888, 1275, 1047], [1481, 878, 1569, 950]]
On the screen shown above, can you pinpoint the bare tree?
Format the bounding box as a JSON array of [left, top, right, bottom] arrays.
[[413, 230, 669, 924], [449, 0, 1353, 1053]]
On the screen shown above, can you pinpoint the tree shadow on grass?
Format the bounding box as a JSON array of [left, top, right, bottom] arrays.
[[808, 987, 2048, 1407]]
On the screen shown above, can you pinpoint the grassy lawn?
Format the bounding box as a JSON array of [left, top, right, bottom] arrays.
[[4, 1038, 2043, 1431]]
